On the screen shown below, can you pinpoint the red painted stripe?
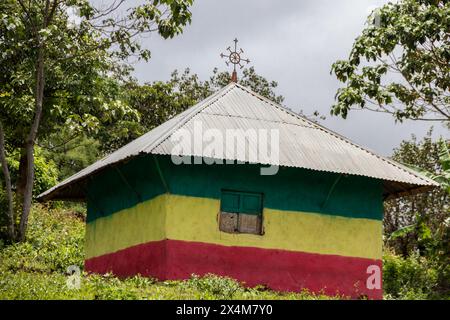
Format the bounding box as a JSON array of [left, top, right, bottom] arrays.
[[85, 240, 382, 299], [85, 240, 167, 280]]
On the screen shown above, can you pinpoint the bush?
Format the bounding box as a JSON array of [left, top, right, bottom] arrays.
[[0, 205, 84, 274], [184, 274, 242, 299], [383, 250, 440, 299]]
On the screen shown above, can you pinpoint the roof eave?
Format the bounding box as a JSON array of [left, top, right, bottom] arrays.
[[38, 155, 439, 203], [383, 181, 438, 200]]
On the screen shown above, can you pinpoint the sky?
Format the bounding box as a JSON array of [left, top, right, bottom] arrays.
[[126, 0, 448, 156]]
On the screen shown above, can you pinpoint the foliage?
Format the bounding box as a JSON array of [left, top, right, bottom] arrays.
[[384, 131, 449, 253], [384, 131, 449, 297], [383, 250, 440, 299], [40, 132, 100, 181], [0, 147, 59, 198], [410, 138, 450, 193], [0, 205, 84, 273], [331, 0, 449, 122], [330, 0, 449, 297], [208, 67, 285, 105], [0, 0, 140, 143], [0, 149, 59, 239], [0, 271, 339, 300], [0, 0, 194, 145], [98, 67, 286, 153], [183, 274, 242, 299], [0, 0, 194, 241], [0, 204, 337, 300], [1, 204, 448, 299]]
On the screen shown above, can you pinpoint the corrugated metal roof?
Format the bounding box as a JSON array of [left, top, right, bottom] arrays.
[[38, 82, 438, 201]]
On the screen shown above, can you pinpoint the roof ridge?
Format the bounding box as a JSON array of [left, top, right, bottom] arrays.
[[200, 111, 316, 129], [233, 83, 438, 186]]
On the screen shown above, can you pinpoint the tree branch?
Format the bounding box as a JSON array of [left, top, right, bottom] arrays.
[[17, 0, 37, 35]]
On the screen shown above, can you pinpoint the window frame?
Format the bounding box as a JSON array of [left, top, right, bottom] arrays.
[[219, 189, 264, 235]]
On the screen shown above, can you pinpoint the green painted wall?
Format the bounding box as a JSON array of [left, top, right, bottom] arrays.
[[87, 155, 383, 222]]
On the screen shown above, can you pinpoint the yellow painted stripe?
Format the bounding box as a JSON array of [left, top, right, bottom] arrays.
[[165, 195, 382, 260], [85, 195, 166, 259], [85, 194, 382, 260]]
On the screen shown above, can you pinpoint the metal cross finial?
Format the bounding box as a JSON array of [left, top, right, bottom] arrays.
[[220, 38, 250, 82]]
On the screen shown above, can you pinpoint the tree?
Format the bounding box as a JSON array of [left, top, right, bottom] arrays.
[[0, 146, 59, 240], [384, 131, 449, 254], [97, 67, 286, 154], [0, 124, 14, 240], [384, 132, 449, 295], [331, 0, 449, 122], [40, 132, 100, 181], [208, 67, 285, 105], [0, 0, 193, 242]]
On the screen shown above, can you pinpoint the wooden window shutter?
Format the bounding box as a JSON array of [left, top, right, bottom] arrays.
[[219, 190, 263, 235]]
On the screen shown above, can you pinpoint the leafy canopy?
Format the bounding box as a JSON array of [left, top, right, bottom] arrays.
[[331, 0, 449, 122], [0, 0, 193, 145], [0, 0, 193, 241]]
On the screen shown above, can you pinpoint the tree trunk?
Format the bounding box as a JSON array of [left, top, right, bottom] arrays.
[[17, 45, 45, 242], [0, 122, 15, 241], [15, 149, 27, 226], [17, 150, 28, 200]]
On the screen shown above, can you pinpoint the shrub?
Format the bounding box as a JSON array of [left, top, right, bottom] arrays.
[[183, 274, 242, 299], [383, 250, 439, 300], [0, 205, 84, 274]]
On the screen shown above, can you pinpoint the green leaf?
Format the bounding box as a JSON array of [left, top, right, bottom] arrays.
[[389, 224, 416, 240]]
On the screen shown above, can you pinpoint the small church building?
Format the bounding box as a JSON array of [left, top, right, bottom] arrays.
[[39, 82, 437, 299]]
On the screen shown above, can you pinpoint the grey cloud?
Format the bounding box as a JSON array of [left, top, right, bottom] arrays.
[[128, 0, 448, 155]]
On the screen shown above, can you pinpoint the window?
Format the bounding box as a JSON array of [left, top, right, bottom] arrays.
[[219, 190, 263, 235]]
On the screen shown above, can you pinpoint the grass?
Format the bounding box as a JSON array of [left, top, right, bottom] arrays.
[[0, 205, 336, 300], [2, 205, 446, 300], [0, 271, 338, 300]]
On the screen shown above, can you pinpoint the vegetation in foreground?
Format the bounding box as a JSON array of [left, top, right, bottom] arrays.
[[0, 271, 339, 300], [0, 204, 447, 300], [0, 205, 337, 300]]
